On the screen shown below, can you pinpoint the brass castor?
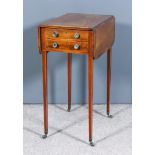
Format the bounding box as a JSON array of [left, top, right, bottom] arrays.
[[67, 108, 71, 112], [107, 112, 113, 118], [42, 134, 47, 139], [89, 140, 95, 147]]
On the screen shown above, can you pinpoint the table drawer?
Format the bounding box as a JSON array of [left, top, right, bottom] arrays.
[[44, 28, 89, 41], [46, 40, 88, 53]]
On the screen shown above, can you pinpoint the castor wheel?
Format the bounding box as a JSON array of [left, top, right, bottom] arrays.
[[42, 134, 47, 139], [89, 140, 95, 147], [107, 113, 113, 118], [67, 108, 71, 112]]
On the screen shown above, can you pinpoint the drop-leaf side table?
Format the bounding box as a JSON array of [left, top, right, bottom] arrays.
[[38, 13, 115, 146]]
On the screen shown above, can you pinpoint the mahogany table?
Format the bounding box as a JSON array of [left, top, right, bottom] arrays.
[[38, 13, 115, 146]]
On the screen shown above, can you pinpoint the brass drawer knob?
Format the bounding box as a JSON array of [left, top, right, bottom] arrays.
[[52, 42, 58, 48], [52, 31, 59, 38], [74, 44, 80, 50], [74, 32, 80, 39]]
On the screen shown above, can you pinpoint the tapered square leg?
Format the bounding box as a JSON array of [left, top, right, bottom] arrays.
[[107, 48, 113, 118], [67, 53, 72, 112], [42, 51, 48, 138], [88, 54, 94, 146]]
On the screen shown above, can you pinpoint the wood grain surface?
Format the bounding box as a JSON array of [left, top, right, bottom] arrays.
[[39, 13, 113, 30]]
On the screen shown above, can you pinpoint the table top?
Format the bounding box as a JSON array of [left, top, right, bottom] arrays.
[[39, 13, 114, 30]]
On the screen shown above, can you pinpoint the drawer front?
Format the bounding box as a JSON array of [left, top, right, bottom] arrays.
[[40, 28, 89, 54], [44, 28, 89, 41], [46, 39, 88, 53]]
